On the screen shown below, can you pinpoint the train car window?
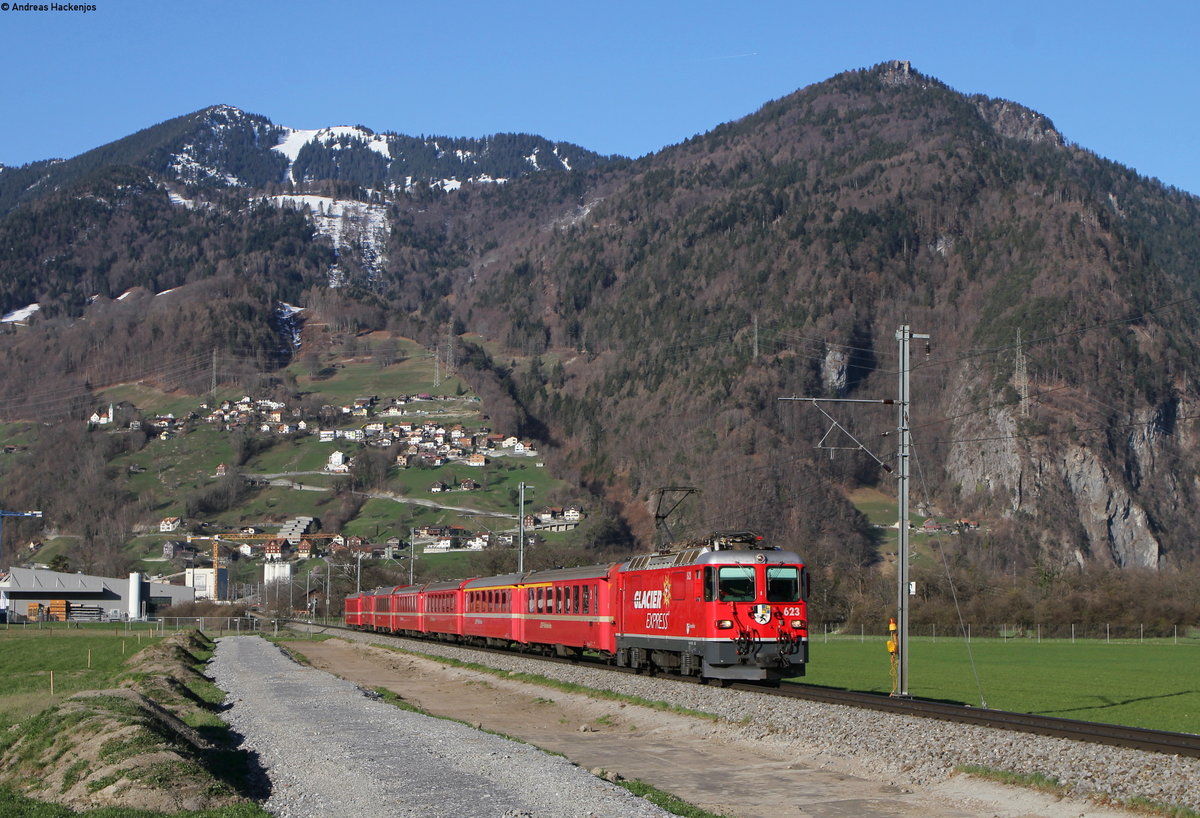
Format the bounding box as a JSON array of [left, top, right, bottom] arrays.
[[554, 587, 562, 614], [573, 586, 580, 614], [703, 566, 715, 601], [717, 566, 756, 601], [527, 589, 534, 613], [582, 585, 590, 614], [766, 567, 802, 602]]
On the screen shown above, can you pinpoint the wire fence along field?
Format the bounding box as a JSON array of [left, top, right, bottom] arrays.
[[1, 617, 266, 635], [803, 626, 1200, 734], [814, 622, 1200, 643]]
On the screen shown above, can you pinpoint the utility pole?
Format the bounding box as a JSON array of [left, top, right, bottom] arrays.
[[893, 325, 928, 699], [780, 324, 928, 698], [517, 482, 526, 572], [408, 527, 416, 585]]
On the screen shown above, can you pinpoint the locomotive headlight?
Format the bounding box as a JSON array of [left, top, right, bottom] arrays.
[[715, 619, 734, 629], [790, 620, 806, 630]]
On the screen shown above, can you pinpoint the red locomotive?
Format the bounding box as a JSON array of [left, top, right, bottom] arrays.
[[345, 532, 809, 682]]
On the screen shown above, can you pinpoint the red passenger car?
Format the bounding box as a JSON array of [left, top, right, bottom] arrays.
[[344, 531, 807, 683]]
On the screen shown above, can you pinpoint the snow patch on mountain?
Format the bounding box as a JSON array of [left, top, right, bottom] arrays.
[[264, 194, 391, 288], [274, 302, 305, 349], [272, 125, 392, 182], [2, 303, 39, 323]]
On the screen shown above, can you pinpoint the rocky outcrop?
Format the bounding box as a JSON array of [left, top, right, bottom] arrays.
[[1061, 445, 1160, 568], [972, 97, 1065, 146], [941, 376, 1163, 569]]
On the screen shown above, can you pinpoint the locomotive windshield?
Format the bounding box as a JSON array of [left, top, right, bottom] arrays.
[[766, 566, 803, 602], [716, 566, 756, 601]]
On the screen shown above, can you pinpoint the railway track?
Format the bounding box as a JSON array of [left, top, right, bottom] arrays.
[[760, 682, 1200, 759], [293, 621, 1200, 759]]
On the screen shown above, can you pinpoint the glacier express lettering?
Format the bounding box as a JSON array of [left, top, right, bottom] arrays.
[[645, 612, 669, 629], [632, 590, 663, 609]]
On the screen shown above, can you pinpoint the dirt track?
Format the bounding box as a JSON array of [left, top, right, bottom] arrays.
[[286, 639, 1138, 818]]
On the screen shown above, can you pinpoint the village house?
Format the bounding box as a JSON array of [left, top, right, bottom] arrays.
[[325, 451, 351, 473], [159, 517, 182, 533], [264, 539, 289, 561]]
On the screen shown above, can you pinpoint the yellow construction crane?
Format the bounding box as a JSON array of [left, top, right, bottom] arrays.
[[210, 532, 343, 540]]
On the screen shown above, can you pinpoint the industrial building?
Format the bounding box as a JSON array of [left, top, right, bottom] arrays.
[[0, 567, 195, 622]]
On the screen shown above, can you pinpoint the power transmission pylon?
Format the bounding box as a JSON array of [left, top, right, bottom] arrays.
[[1014, 329, 1029, 417]]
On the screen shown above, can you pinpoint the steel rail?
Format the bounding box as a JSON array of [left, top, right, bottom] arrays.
[[762, 683, 1200, 759]]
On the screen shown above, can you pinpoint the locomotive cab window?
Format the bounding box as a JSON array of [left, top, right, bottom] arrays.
[[766, 567, 803, 602], [717, 566, 756, 601]]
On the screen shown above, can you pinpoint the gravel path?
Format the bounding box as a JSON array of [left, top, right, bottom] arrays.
[[208, 636, 673, 818], [310, 627, 1200, 814]]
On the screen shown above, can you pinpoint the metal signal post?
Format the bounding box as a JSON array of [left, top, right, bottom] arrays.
[[780, 324, 927, 698], [894, 325, 929, 699]]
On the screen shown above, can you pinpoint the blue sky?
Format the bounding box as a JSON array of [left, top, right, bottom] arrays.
[[1, 1, 1197, 194]]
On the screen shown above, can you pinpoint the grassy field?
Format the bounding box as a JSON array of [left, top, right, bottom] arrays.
[[0, 627, 165, 730], [799, 634, 1200, 734], [288, 355, 472, 403]]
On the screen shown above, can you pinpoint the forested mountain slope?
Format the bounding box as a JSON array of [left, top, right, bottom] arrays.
[[420, 62, 1200, 572], [4, 62, 1200, 586]]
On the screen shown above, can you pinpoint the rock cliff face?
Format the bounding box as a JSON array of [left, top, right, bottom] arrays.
[[940, 371, 1166, 569], [972, 97, 1065, 145], [1059, 444, 1160, 568]]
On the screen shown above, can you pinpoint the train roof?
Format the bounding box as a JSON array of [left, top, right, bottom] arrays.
[[422, 579, 469, 593], [619, 532, 804, 572], [462, 572, 526, 590], [517, 563, 613, 584]]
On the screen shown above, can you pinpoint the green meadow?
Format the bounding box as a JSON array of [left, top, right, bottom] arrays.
[[799, 634, 1200, 734], [0, 628, 164, 730]]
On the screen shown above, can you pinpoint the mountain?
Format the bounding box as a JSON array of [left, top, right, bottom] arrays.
[[4, 62, 1200, 602], [0, 105, 616, 216], [396, 61, 1200, 575]]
